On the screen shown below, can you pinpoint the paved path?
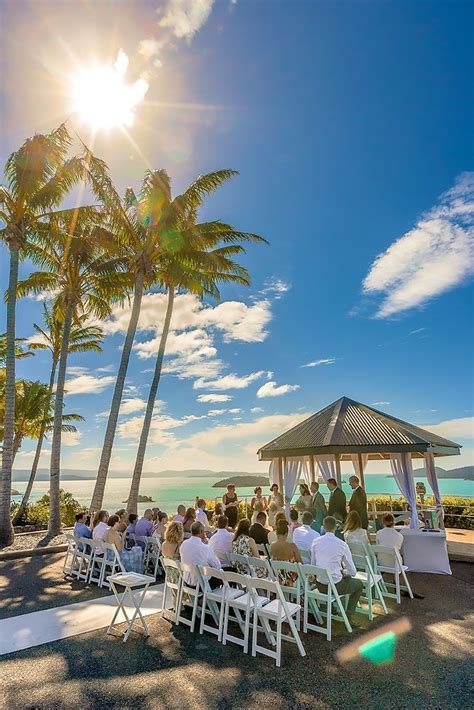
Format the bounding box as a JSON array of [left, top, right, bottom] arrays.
[[0, 585, 165, 656]]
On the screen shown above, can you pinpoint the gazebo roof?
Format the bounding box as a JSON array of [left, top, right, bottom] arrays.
[[257, 397, 461, 460]]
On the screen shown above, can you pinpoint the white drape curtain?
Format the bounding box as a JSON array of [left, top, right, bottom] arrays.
[[390, 453, 418, 529], [301, 456, 312, 488], [268, 459, 279, 487], [351, 454, 369, 479], [283, 457, 304, 514], [315, 455, 336, 483], [424, 452, 445, 528]]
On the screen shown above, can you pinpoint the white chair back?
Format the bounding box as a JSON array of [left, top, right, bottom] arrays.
[[247, 556, 275, 580], [299, 563, 352, 640], [228, 552, 252, 574]]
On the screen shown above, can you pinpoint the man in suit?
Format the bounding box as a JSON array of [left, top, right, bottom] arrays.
[[249, 511, 270, 545], [310, 481, 327, 531], [327, 478, 347, 522], [348, 475, 369, 529]]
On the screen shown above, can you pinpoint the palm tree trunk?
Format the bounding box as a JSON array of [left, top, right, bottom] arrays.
[[13, 359, 58, 526], [0, 246, 19, 547], [48, 305, 73, 536], [89, 272, 144, 512], [127, 287, 175, 514]]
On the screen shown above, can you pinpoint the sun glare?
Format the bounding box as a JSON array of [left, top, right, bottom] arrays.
[[71, 50, 148, 130]]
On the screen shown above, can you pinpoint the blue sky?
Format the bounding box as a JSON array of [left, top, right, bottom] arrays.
[[1, 0, 473, 475]]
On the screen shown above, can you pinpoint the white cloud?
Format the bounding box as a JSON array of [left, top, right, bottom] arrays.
[[194, 370, 267, 391], [409, 327, 426, 335], [118, 412, 196, 445], [372, 401, 390, 406], [421, 416, 474, 440], [256, 381, 300, 398], [158, 0, 215, 40], [301, 358, 336, 368], [185, 411, 311, 450], [62, 431, 82, 447], [65, 373, 115, 395], [363, 172, 474, 318], [228, 408, 242, 414], [207, 409, 227, 417], [251, 407, 263, 413], [259, 277, 291, 300], [197, 394, 232, 403]]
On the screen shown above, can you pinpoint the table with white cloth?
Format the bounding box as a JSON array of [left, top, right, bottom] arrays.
[[397, 527, 451, 575]]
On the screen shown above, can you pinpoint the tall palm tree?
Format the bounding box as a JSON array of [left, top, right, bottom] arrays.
[[17, 215, 126, 535], [125, 174, 267, 513], [0, 124, 93, 547], [12, 306, 103, 525], [0, 378, 83, 460], [89, 166, 251, 512]]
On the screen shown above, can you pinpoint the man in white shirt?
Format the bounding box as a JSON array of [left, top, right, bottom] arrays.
[[208, 515, 234, 556], [293, 511, 320, 550], [92, 511, 109, 541], [376, 513, 404, 566], [310, 516, 364, 622], [180, 521, 221, 588], [195, 498, 213, 532]]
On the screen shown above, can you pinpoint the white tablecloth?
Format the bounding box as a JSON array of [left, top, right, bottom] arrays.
[[398, 528, 451, 575]]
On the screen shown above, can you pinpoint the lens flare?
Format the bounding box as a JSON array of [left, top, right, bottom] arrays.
[[71, 50, 148, 130]]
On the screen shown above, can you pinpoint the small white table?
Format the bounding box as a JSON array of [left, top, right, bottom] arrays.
[[398, 528, 451, 575], [107, 572, 157, 642]]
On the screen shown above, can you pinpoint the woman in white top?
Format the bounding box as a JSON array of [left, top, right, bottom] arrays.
[[91, 510, 109, 540], [343, 510, 370, 551], [295, 483, 313, 514]]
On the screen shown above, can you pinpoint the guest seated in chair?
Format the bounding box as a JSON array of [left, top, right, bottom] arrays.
[[173, 505, 186, 523], [376, 513, 404, 566], [182, 507, 197, 537], [231, 518, 260, 573], [126, 513, 138, 535], [208, 515, 234, 556], [292, 511, 320, 550], [180, 521, 221, 589], [249, 511, 270, 545], [343, 510, 369, 552], [104, 515, 143, 573], [135, 509, 154, 548], [161, 521, 184, 560], [73, 512, 92, 540], [310, 516, 364, 626], [92, 510, 109, 541]]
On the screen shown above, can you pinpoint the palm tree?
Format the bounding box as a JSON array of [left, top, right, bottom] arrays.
[[125, 173, 266, 513], [17, 215, 125, 535], [89, 167, 252, 511], [0, 379, 83, 460], [0, 124, 93, 547], [12, 306, 103, 525]]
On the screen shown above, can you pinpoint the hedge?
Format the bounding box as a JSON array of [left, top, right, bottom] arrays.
[[10, 489, 83, 527]]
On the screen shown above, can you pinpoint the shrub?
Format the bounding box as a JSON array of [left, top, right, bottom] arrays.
[[11, 489, 83, 527]]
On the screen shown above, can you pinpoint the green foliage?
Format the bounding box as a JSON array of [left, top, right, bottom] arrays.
[[11, 489, 82, 527]]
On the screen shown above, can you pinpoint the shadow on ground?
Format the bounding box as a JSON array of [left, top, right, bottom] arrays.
[[0, 561, 473, 709]]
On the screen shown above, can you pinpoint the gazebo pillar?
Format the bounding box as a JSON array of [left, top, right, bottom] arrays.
[[309, 456, 316, 483], [277, 457, 284, 493], [358, 453, 366, 488], [335, 454, 342, 487]]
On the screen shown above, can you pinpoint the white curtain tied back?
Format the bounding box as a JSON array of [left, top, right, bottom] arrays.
[[390, 453, 418, 529], [424, 452, 445, 527], [315, 455, 336, 483]]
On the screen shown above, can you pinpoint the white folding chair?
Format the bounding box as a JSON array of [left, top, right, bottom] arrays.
[[248, 577, 305, 667], [88, 540, 106, 586], [144, 537, 162, 577], [299, 564, 352, 641], [247, 556, 275, 581], [100, 542, 126, 588], [198, 566, 244, 641], [255, 543, 270, 557], [270, 560, 303, 608], [228, 552, 252, 575], [160, 557, 182, 623], [75, 537, 94, 582], [221, 571, 270, 653], [372, 544, 413, 604], [297, 547, 311, 564], [352, 553, 388, 619], [214, 550, 230, 565], [63, 533, 78, 576], [176, 562, 202, 632]]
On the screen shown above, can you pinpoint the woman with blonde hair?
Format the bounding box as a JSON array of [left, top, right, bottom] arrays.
[[343, 510, 369, 550], [161, 521, 184, 559]]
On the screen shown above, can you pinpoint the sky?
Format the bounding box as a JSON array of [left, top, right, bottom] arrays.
[[1, 0, 473, 476]]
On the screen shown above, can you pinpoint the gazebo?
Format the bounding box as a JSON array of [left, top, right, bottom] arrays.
[[257, 396, 461, 528]]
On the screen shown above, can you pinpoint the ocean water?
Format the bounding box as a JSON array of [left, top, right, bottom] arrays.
[[12, 473, 473, 515]]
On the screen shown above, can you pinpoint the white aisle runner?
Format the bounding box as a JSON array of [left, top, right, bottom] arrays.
[[0, 583, 165, 656]]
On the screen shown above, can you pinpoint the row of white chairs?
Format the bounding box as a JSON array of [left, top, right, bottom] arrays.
[[63, 534, 162, 588], [161, 557, 306, 667]]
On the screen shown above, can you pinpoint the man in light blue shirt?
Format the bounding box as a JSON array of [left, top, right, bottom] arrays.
[[135, 509, 154, 549], [73, 512, 92, 540]]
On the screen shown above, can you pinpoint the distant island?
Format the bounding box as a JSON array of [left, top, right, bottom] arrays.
[[213, 475, 269, 488], [12, 467, 265, 482], [11, 489, 21, 496], [122, 495, 154, 503]]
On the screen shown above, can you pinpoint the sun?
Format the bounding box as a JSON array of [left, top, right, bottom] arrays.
[[71, 50, 148, 130]]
